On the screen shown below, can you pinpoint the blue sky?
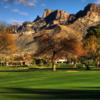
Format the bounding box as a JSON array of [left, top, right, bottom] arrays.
[[0, 0, 99, 24]]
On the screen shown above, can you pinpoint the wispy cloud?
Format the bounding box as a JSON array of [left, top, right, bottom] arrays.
[[11, 19, 23, 25], [41, 3, 46, 7], [12, 8, 29, 16], [4, 5, 9, 9], [95, 0, 100, 4], [2, 0, 36, 7], [17, 0, 36, 7]]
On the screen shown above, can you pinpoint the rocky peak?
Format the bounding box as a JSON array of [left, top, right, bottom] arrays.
[[43, 9, 70, 24], [69, 3, 100, 35], [42, 9, 52, 18], [33, 16, 41, 22], [75, 3, 100, 20], [16, 3, 100, 38], [85, 3, 100, 12]]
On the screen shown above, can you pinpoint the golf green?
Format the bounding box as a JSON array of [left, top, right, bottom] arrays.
[[0, 70, 100, 100]]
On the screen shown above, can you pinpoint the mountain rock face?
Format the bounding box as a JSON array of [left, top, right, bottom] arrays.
[[17, 3, 100, 33], [43, 9, 70, 24], [13, 3, 100, 54], [69, 3, 100, 34]]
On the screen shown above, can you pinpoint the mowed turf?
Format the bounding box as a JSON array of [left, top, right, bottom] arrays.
[[0, 70, 100, 100]]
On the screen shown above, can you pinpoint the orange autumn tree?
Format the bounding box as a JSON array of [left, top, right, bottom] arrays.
[[35, 33, 85, 71], [0, 24, 16, 53]]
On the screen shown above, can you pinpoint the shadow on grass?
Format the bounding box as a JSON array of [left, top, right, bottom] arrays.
[[0, 68, 90, 72], [1, 87, 100, 100], [0, 68, 53, 72]]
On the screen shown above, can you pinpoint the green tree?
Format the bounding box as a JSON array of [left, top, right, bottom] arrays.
[[83, 24, 100, 68]]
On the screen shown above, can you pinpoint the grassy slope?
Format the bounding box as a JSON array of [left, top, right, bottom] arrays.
[[0, 71, 100, 100]]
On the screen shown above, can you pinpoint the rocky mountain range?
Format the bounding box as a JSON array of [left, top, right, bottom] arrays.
[[11, 3, 100, 55]]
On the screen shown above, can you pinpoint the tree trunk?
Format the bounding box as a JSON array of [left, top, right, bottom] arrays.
[[52, 61, 56, 71], [51, 51, 56, 71], [85, 64, 90, 70]]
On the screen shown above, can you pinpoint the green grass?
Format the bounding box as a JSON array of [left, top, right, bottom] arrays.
[[0, 70, 100, 100]]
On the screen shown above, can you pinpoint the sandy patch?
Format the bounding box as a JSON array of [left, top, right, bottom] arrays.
[[67, 70, 79, 72]]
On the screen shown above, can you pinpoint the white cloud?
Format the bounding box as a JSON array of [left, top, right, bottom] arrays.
[[12, 8, 29, 16], [95, 0, 100, 4], [3, 0, 36, 7], [19, 0, 36, 7]]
